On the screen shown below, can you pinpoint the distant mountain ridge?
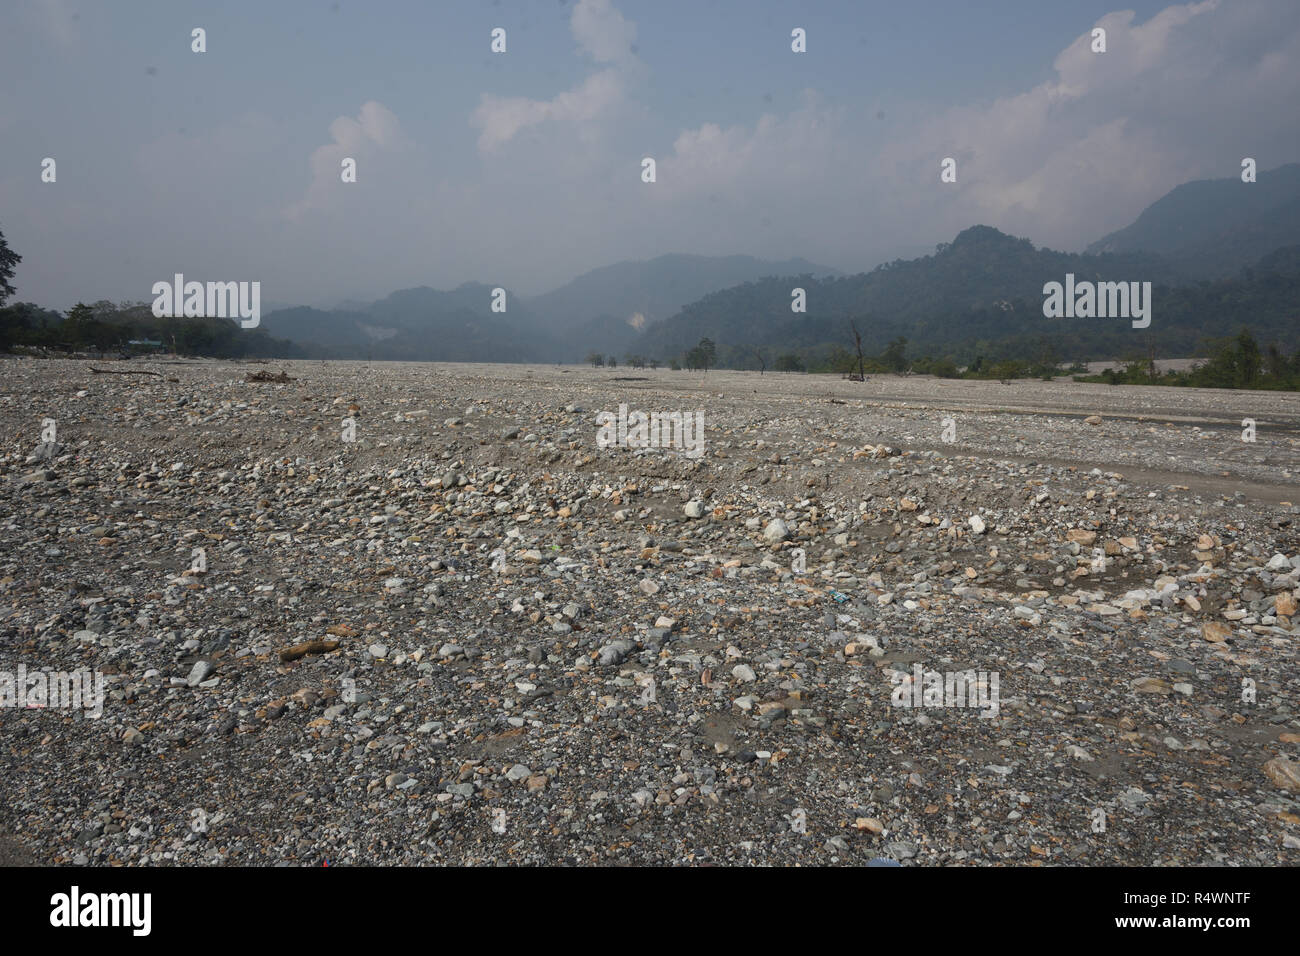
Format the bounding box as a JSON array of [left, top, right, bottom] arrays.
[[631, 225, 1300, 364], [257, 166, 1300, 365], [262, 254, 838, 362], [527, 253, 837, 330], [1086, 162, 1300, 278]]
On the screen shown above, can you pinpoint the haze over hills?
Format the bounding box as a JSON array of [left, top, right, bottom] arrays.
[[527, 254, 837, 326], [525, 254, 838, 359], [169, 164, 1300, 367], [1086, 163, 1300, 278], [262, 283, 562, 362], [261, 255, 837, 362]]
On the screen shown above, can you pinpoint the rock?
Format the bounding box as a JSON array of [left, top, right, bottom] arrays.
[[1132, 677, 1172, 695], [186, 660, 215, 686], [684, 500, 706, 519], [1202, 621, 1231, 643], [1263, 757, 1300, 792], [968, 515, 986, 535], [1275, 591, 1296, 618], [731, 664, 756, 682], [597, 640, 636, 667], [368, 643, 389, 658], [762, 519, 790, 543], [855, 817, 884, 833], [1084, 415, 1102, 425]]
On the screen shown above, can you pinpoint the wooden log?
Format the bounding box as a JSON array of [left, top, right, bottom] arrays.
[[278, 639, 340, 662], [89, 366, 162, 376]]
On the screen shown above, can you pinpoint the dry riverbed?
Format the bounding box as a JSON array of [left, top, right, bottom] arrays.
[[1, 357, 1297, 866]]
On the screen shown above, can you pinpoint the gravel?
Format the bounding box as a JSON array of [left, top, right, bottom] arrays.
[[0, 357, 1297, 866]]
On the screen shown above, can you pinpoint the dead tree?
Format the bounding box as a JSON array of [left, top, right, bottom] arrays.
[[848, 320, 866, 381]]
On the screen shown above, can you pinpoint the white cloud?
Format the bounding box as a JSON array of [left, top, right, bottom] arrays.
[[571, 0, 637, 64], [652, 0, 1297, 260], [472, 70, 623, 152], [285, 101, 404, 220], [471, 0, 642, 153]]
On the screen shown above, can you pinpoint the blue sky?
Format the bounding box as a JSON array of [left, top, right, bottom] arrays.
[[3, 0, 1298, 309]]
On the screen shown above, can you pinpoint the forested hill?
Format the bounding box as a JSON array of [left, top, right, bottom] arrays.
[[1086, 163, 1300, 279], [633, 225, 1254, 365]]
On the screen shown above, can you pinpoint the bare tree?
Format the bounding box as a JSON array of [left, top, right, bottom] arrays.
[[747, 346, 767, 375], [849, 320, 866, 381]]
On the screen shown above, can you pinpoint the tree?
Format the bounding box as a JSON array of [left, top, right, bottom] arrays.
[[1235, 328, 1261, 386], [824, 344, 854, 374], [746, 345, 767, 374], [586, 352, 604, 367], [606, 355, 617, 368], [929, 357, 960, 378], [0, 226, 20, 307], [774, 352, 804, 372], [879, 336, 908, 373], [697, 337, 716, 372], [848, 320, 866, 380], [686, 338, 716, 373], [991, 359, 1023, 384]]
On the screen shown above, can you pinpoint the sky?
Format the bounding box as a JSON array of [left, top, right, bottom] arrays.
[[3, 0, 1299, 311]]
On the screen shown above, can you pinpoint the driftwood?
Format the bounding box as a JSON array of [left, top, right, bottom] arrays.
[[279, 639, 340, 662], [245, 369, 295, 383], [89, 366, 162, 377]]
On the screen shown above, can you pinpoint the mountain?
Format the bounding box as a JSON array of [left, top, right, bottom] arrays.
[[525, 253, 838, 352], [634, 225, 1300, 365], [262, 283, 565, 362], [1086, 163, 1300, 278], [261, 256, 838, 363]]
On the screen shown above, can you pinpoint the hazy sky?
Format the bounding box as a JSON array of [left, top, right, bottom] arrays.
[[3, 0, 1299, 311]]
